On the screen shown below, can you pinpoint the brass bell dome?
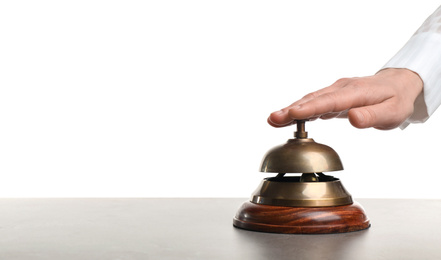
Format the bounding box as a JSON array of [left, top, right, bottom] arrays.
[[260, 120, 343, 173]]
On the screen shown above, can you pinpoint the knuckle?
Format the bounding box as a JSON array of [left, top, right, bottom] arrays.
[[352, 107, 378, 129], [363, 108, 377, 124], [320, 92, 339, 111], [346, 78, 368, 90], [302, 91, 320, 100], [334, 78, 350, 85]]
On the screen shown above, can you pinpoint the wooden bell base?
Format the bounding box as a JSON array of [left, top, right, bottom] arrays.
[[233, 201, 370, 234]]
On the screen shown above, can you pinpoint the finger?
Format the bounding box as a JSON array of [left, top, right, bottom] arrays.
[[267, 109, 321, 127], [288, 84, 385, 120], [347, 99, 411, 129], [267, 79, 350, 127], [267, 110, 295, 127], [294, 79, 350, 106]]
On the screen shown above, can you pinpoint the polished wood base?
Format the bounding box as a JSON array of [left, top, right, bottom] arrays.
[[233, 201, 370, 234]]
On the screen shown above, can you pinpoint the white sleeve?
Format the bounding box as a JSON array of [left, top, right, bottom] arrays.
[[382, 6, 441, 129]]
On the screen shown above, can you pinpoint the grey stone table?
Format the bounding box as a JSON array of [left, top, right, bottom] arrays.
[[0, 198, 440, 259]]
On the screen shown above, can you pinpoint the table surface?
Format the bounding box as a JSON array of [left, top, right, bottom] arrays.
[[0, 198, 440, 260]]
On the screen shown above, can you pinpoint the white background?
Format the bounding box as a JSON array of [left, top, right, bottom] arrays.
[[0, 1, 440, 198]]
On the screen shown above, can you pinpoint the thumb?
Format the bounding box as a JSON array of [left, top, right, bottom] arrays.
[[348, 108, 373, 129], [348, 101, 408, 130]]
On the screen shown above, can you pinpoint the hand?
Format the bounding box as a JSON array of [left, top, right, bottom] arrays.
[[267, 68, 423, 130]]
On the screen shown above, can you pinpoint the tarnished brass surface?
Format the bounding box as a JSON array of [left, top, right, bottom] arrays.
[[251, 177, 353, 207], [260, 120, 343, 173], [260, 138, 343, 173]]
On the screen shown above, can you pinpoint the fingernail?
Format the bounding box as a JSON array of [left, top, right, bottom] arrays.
[[268, 116, 286, 126]]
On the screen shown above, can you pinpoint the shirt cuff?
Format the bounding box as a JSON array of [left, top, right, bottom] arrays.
[[382, 32, 441, 129]]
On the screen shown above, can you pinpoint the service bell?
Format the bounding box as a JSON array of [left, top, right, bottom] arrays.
[[233, 120, 370, 234]]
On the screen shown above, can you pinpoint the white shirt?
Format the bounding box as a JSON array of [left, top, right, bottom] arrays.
[[383, 6, 441, 128]]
